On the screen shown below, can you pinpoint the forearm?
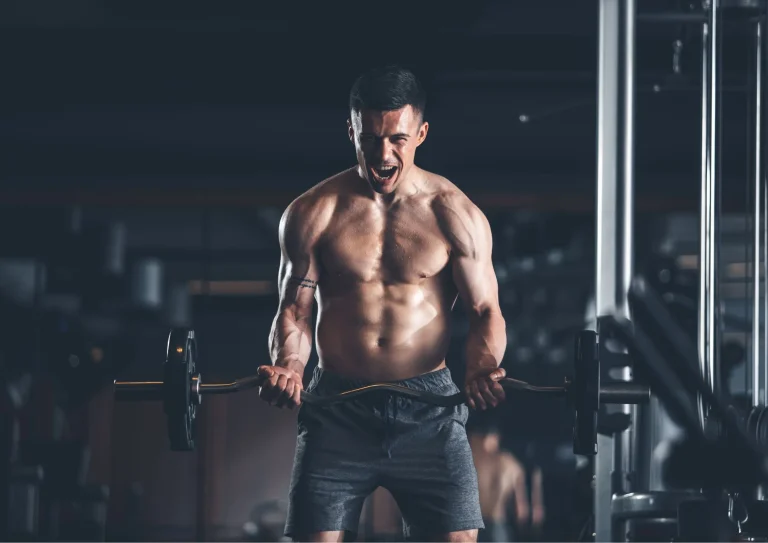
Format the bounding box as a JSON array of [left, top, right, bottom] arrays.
[[531, 468, 545, 515], [514, 485, 531, 523], [465, 309, 507, 372], [269, 308, 313, 375]]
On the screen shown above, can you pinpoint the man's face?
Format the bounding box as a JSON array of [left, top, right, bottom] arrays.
[[348, 105, 429, 194]]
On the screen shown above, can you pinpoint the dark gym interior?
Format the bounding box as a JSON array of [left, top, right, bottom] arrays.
[[2, 0, 768, 541]]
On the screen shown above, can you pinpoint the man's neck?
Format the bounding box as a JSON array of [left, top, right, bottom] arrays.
[[358, 165, 422, 205]]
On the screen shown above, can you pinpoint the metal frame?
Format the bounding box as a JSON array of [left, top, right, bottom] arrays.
[[755, 9, 767, 503], [698, 15, 713, 427], [696, 0, 724, 424], [762, 5, 768, 410], [707, 0, 722, 401], [594, 2, 620, 536], [595, 0, 768, 536], [595, 0, 636, 539], [753, 18, 764, 411]]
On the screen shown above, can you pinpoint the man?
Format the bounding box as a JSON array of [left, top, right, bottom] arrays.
[[258, 65, 508, 542], [468, 419, 545, 542]]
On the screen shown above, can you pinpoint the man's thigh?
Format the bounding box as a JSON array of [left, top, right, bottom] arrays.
[[384, 401, 484, 540], [285, 402, 382, 539]]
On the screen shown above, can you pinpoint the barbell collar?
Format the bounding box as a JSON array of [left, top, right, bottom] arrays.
[[599, 382, 651, 405], [192, 374, 202, 405]]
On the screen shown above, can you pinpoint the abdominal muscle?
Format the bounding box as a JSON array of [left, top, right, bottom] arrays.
[[315, 280, 454, 382]]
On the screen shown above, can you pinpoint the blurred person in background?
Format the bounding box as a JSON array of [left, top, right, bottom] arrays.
[[468, 416, 544, 542]]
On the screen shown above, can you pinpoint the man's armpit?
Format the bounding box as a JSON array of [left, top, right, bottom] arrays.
[[287, 276, 317, 289]]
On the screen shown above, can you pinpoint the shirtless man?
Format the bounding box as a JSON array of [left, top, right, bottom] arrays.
[[258, 65, 508, 542], [468, 421, 545, 542]]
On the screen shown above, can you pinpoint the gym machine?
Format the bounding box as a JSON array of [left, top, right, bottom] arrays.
[[593, 0, 767, 540]]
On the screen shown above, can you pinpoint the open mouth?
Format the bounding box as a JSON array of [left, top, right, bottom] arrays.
[[370, 165, 398, 183]]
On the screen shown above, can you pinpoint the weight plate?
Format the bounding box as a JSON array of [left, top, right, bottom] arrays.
[[164, 328, 197, 451], [572, 330, 599, 455]]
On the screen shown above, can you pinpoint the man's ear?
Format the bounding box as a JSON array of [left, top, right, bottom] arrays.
[[347, 119, 354, 142], [416, 121, 429, 147]]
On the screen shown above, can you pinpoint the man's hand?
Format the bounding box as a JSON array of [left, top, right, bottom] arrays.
[[257, 365, 303, 409], [465, 366, 506, 410]]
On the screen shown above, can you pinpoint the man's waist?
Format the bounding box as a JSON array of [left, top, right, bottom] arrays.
[[307, 364, 456, 395]]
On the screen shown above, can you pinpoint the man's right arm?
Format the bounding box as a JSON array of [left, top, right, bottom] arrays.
[[260, 198, 324, 408]]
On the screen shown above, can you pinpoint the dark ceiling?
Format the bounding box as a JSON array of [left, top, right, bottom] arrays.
[[2, 0, 763, 210]]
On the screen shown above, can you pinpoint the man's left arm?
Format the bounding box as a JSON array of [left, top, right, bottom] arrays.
[[436, 194, 507, 409]]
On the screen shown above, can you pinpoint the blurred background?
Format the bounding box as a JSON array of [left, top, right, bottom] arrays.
[[0, 0, 761, 540]]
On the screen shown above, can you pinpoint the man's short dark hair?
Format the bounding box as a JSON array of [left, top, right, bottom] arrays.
[[349, 65, 426, 119]]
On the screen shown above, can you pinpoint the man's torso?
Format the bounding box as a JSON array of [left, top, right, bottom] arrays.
[[307, 168, 465, 381]]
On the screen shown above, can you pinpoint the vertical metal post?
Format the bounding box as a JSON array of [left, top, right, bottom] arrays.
[[595, 0, 619, 536], [617, 0, 635, 318], [595, 0, 619, 535], [752, 14, 766, 503], [596, 0, 620, 323], [762, 11, 768, 409], [622, 0, 651, 497], [698, 0, 721, 422], [754, 20, 763, 410], [698, 17, 712, 427], [621, 1, 635, 312], [707, 0, 721, 398], [595, 0, 636, 538]]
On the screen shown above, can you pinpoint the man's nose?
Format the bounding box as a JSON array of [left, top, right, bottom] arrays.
[[372, 138, 394, 161]]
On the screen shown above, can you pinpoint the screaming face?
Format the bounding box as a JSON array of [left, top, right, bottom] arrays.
[[348, 105, 429, 194]]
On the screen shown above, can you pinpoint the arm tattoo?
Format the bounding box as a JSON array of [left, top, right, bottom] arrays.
[[288, 276, 317, 289]]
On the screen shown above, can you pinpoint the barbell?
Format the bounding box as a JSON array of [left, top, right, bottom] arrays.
[[113, 328, 651, 453]]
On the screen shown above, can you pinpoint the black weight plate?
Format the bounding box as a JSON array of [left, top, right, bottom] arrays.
[[572, 330, 599, 455], [164, 328, 197, 451]]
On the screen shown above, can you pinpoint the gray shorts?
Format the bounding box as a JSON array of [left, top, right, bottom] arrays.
[[285, 366, 484, 540]]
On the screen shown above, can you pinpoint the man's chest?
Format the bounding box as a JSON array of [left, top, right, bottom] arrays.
[[318, 207, 451, 283]]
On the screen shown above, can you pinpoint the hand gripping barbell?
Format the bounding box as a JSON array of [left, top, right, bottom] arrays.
[[113, 328, 650, 453]]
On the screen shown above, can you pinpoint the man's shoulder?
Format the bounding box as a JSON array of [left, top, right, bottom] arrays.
[[283, 168, 357, 224], [499, 451, 524, 475], [426, 173, 484, 222], [289, 168, 353, 210], [424, 173, 490, 248], [280, 169, 355, 241]]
